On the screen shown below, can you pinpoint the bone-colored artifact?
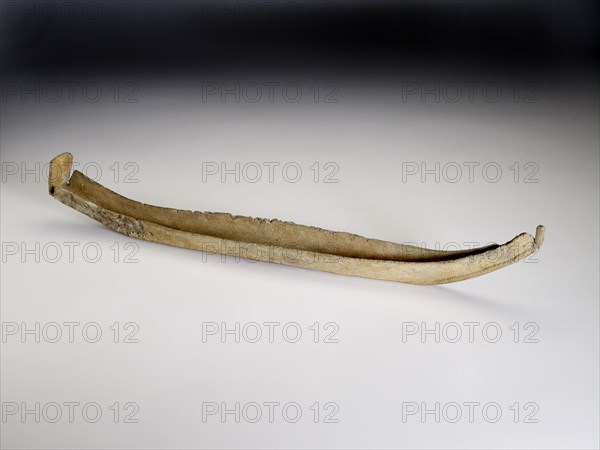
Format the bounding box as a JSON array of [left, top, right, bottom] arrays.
[[48, 152, 544, 284]]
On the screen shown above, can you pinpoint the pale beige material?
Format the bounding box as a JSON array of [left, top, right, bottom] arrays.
[[48, 152, 544, 284]]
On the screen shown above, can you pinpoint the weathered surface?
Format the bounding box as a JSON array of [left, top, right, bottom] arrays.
[[49, 152, 544, 284]]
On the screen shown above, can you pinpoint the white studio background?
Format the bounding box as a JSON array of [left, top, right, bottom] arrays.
[[1, 74, 599, 449]]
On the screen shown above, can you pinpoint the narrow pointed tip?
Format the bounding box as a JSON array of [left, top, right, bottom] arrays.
[[534, 225, 545, 248]]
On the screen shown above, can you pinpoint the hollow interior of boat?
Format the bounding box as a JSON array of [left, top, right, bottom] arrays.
[[65, 170, 500, 262]]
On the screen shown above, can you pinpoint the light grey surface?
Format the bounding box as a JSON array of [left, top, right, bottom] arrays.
[[1, 76, 598, 449]]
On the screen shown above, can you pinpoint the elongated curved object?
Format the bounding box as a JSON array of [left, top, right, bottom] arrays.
[[48, 152, 544, 284]]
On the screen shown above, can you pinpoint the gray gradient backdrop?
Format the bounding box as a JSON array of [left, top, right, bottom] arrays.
[[1, 1, 599, 448]]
